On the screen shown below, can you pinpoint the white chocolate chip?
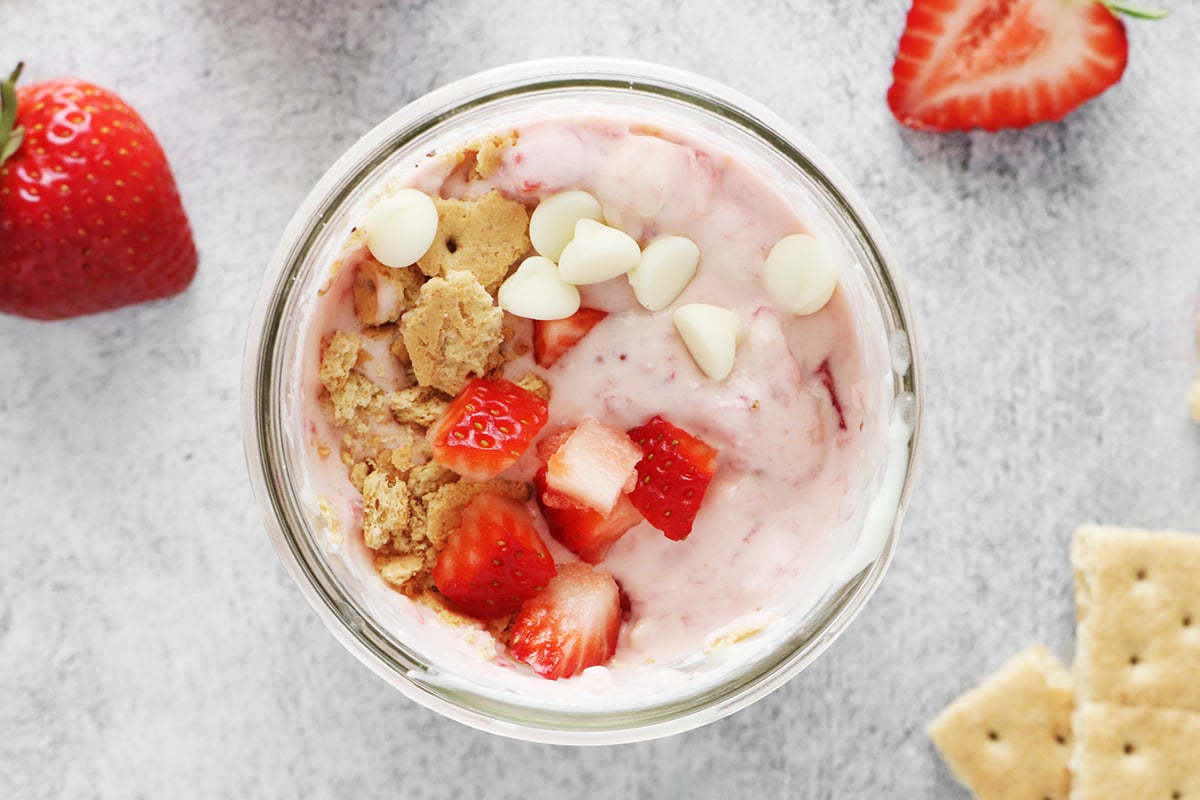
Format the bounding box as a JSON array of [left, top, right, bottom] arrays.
[[497, 256, 581, 321], [529, 190, 604, 262], [763, 233, 839, 316], [627, 235, 700, 311], [673, 303, 743, 381], [557, 219, 642, 286], [365, 189, 439, 268]]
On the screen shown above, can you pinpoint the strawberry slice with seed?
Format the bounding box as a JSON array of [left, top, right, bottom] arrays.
[[429, 378, 549, 480], [509, 563, 621, 679], [533, 467, 644, 564], [431, 492, 557, 619], [533, 307, 608, 368], [626, 416, 719, 541], [887, 0, 1137, 132]]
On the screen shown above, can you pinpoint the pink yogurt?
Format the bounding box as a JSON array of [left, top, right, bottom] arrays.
[[293, 114, 888, 690]]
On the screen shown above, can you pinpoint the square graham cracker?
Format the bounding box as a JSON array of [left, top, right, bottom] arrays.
[[1072, 525, 1200, 712], [1070, 702, 1200, 800], [928, 646, 1074, 800]]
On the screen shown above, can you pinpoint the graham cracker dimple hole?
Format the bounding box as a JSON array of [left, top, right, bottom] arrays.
[[1172, 792, 1181, 799], [445, 237, 458, 254], [1184, 614, 1193, 628], [1130, 654, 1141, 666], [987, 730, 999, 741], [1123, 742, 1135, 755], [1055, 733, 1067, 745], [1136, 568, 1147, 581]]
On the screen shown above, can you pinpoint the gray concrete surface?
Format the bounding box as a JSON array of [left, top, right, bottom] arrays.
[[2, 0, 1199, 797]]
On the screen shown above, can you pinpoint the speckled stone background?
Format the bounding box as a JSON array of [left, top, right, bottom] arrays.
[[2, 1, 1199, 797]]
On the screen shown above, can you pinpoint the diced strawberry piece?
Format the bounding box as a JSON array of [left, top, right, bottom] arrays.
[[544, 418, 642, 515], [532, 307, 608, 368], [509, 563, 621, 679], [534, 468, 644, 564], [429, 378, 549, 480], [887, 0, 1130, 132], [431, 492, 556, 619], [626, 416, 719, 541], [815, 359, 846, 431]]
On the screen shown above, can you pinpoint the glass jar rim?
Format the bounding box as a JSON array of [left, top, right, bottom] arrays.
[[243, 57, 924, 745]]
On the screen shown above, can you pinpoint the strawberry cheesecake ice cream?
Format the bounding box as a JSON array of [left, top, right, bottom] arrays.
[[288, 110, 904, 697], [247, 62, 920, 733]]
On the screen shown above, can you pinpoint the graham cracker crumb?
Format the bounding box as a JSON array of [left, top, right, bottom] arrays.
[[515, 372, 551, 402], [379, 554, 425, 587], [389, 326, 412, 368], [417, 190, 530, 292], [401, 270, 504, 395], [406, 460, 459, 500], [316, 495, 342, 547], [424, 480, 532, 551], [386, 385, 451, 428], [472, 132, 518, 180], [318, 332, 385, 426], [354, 255, 426, 326], [361, 470, 411, 550]]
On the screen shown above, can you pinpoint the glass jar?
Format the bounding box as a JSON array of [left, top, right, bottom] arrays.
[[243, 57, 922, 744]]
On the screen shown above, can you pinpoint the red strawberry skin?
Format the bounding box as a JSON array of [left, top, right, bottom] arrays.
[[431, 492, 557, 619], [887, 0, 1128, 132], [533, 307, 608, 368], [429, 378, 550, 480], [533, 467, 644, 564], [509, 562, 621, 679], [0, 74, 197, 320], [626, 416, 719, 541]]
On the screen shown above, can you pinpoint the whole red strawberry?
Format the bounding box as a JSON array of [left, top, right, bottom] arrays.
[[887, 0, 1165, 132], [0, 63, 197, 320]]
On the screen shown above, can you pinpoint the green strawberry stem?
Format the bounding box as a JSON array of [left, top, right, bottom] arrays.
[[1103, 1, 1170, 19], [1, 62, 25, 166]]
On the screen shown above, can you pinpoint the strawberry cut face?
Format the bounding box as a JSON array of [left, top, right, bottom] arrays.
[[533, 467, 644, 564], [887, 0, 1129, 131], [429, 378, 550, 480], [626, 415, 719, 541], [509, 562, 621, 680], [532, 307, 608, 368], [431, 492, 557, 619]]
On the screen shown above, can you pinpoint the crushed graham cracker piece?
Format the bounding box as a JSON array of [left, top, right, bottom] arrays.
[[401, 270, 504, 395], [472, 132, 517, 180], [379, 554, 425, 588], [515, 372, 551, 402], [417, 190, 530, 291], [315, 495, 342, 547], [406, 460, 459, 500], [361, 470, 411, 550], [353, 255, 426, 326], [424, 479, 532, 552], [389, 326, 411, 368], [386, 385, 451, 428], [319, 332, 383, 426]]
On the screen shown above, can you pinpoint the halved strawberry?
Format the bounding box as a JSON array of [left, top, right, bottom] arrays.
[[887, 0, 1142, 132], [509, 563, 621, 679], [431, 492, 557, 619], [626, 416, 719, 541], [533, 307, 608, 368], [429, 378, 549, 480], [543, 418, 641, 515], [533, 467, 644, 564]]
